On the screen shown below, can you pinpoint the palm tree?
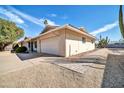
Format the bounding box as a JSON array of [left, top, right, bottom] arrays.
[[97, 35, 110, 48], [119, 5, 124, 38]]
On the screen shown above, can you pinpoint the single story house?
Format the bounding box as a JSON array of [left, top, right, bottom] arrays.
[[18, 24, 95, 57]]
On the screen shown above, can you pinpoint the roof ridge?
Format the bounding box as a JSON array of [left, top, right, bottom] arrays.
[[40, 25, 60, 34]]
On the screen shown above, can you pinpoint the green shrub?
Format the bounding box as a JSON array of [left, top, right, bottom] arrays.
[[15, 46, 27, 53], [12, 44, 19, 51]]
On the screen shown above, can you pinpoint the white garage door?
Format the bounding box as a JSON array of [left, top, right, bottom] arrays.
[[41, 36, 60, 55]]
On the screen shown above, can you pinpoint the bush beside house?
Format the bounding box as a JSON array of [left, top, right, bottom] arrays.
[[12, 44, 19, 51], [15, 46, 27, 53]]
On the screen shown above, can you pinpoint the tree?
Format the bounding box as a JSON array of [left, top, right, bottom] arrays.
[[0, 18, 24, 51], [43, 19, 48, 26], [119, 5, 124, 38], [97, 35, 110, 48]]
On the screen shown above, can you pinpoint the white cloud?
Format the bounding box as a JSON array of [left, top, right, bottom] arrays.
[[48, 13, 57, 17], [48, 13, 68, 20], [0, 7, 24, 24], [61, 15, 68, 19], [7, 6, 58, 27], [90, 21, 118, 36]]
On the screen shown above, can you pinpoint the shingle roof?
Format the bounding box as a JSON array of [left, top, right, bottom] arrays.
[[40, 25, 59, 34], [68, 24, 88, 33]]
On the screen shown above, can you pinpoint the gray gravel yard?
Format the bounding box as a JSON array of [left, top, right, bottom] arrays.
[[0, 61, 102, 88], [102, 54, 124, 88]]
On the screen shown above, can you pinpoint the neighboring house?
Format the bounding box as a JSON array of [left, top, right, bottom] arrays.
[[4, 44, 12, 51], [107, 43, 124, 48], [18, 24, 95, 57]]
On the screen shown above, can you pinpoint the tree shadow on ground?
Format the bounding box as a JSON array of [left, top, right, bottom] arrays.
[[101, 54, 124, 88], [16, 52, 61, 61]]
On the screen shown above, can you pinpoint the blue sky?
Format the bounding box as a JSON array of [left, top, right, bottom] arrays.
[[0, 5, 123, 41]]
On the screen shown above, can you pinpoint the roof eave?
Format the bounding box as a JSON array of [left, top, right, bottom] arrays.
[[30, 24, 96, 40], [18, 24, 96, 43], [65, 25, 96, 39]]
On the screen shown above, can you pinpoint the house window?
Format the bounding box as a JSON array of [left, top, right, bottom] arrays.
[[91, 40, 94, 44], [34, 41, 37, 48], [82, 37, 86, 43]]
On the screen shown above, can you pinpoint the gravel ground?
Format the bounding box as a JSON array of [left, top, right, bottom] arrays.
[[0, 48, 124, 88], [102, 54, 124, 88], [0, 50, 107, 88], [0, 61, 102, 88], [51, 48, 111, 78]]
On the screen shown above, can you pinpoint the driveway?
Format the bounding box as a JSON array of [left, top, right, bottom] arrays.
[[16, 52, 60, 60], [0, 51, 34, 75], [0, 51, 21, 74]]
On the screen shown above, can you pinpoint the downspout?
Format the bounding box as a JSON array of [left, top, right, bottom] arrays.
[[39, 39, 41, 53], [65, 28, 67, 57]]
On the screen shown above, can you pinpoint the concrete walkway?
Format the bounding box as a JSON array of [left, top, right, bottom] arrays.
[[0, 51, 34, 75]]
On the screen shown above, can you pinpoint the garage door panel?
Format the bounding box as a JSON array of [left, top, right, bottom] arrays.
[[41, 36, 60, 55]]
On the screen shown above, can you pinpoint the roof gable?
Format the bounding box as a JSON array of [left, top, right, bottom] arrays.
[[40, 25, 59, 34], [65, 24, 95, 39], [40, 24, 89, 35]]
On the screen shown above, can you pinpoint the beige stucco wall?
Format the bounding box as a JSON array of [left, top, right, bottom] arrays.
[[65, 29, 95, 57], [37, 39, 41, 53]]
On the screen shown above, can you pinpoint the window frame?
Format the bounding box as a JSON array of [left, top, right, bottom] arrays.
[[91, 40, 94, 44], [82, 37, 86, 43]]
